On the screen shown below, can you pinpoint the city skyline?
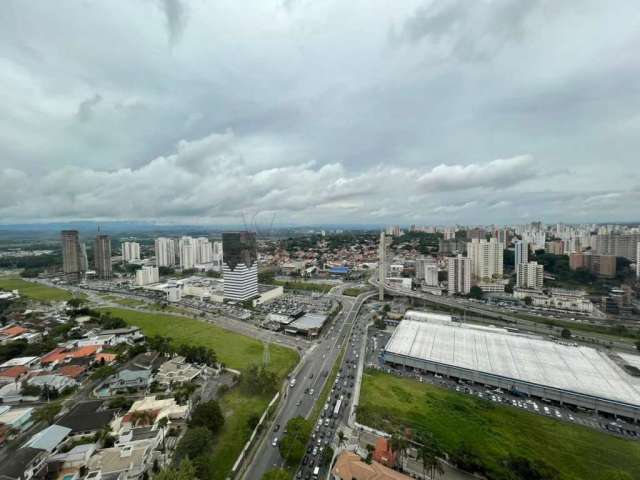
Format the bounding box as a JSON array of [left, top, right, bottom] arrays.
[[1, 1, 639, 225]]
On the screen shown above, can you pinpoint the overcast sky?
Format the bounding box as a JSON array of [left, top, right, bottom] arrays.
[[1, 0, 639, 226]]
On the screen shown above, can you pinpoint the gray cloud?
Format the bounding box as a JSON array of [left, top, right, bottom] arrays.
[[156, 0, 188, 46], [394, 0, 542, 61], [76, 94, 103, 122], [0, 0, 637, 225]]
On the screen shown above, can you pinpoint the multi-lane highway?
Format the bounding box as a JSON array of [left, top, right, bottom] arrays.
[[242, 291, 374, 480]]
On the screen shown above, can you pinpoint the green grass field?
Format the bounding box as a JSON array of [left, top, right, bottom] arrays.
[[0, 277, 74, 302], [99, 307, 298, 479], [207, 389, 272, 479], [273, 280, 333, 294], [343, 287, 370, 297], [98, 307, 298, 378], [358, 369, 640, 480]]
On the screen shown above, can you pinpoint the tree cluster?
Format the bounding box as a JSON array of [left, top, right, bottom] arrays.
[[239, 364, 278, 396], [278, 416, 312, 467], [188, 400, 225, 435]]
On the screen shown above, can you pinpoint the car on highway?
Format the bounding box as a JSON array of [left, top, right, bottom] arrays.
[[272, 437, 278, 447]]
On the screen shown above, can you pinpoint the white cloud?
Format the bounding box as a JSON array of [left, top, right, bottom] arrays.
[[417, 155, 535, 192]]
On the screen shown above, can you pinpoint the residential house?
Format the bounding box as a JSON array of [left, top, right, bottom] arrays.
[[47, 444, 97, 480], [40, 346, 100, 368], [112, 396, 188, 434], [0, 447, 48, 480], [56, 365, 87, 382], [0, 357, 40, 369], [23, 425, 72, 453], [56, 401, 117, 438], [332, 451, 412, 480], [0, 382, 39, 403], [155, 356, 204, 387], [86, 444, 156, 480], [0, 325, 28, 344], [27, 373, 77, 393], [105, 368, 152, 396], [373, 436, 397, 468], [0, 406, 34, 433], [0, 365, 30, 386]]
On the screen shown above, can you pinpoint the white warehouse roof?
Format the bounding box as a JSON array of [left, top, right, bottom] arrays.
[[385, 319, 640, 407]]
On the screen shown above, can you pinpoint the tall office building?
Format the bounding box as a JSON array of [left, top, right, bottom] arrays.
[[179, 236, 196, 270], [516, 262, 544, 290], [378, 232, 388, 301], [514, 240, 529, 266], [61, 230, 83, 283], [637, 242, 640, 279], [222, 232, 258, 301], [467, 238, 504, 280], [155, 238, 176, 267], [195, 237, 213, 264], [94, 235, 112, 280], [447, 255, 471, 295], [121, 242, 141, 262]]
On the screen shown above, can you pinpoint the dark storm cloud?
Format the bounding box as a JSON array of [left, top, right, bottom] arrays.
[[156, 0, 188, 46]]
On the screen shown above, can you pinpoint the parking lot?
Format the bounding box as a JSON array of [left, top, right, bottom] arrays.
[[365, 325, 640, 441]]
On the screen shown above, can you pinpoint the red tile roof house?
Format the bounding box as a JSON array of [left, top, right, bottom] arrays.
[[40, 346, 100, 367], [0, 366, 30, 386], [373, 436, 398, 468], [0, 325, 28, 342], [56, 365, 87, 381]]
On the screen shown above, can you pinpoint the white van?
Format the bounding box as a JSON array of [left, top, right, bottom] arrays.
[[289, 378, 296, 388], [313, 466, 320, 478]]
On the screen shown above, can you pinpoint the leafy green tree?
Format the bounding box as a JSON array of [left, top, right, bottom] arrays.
[[175, 427, 214, 462], [523, 296, 533, 306], [374, 316, 386, 330], [416, 432, 444, 479], [261, 468, 290, 480], [67, 297, 86, 309], [468, 285, 483, 300], [561, 328, 572, 339], [240, 364, 278, 396], [91, 365, 116, 380], [188, 400, 224, 434], [155, 458, 198, 480], [635, 341, 640, 352], [321, 445, 334, 466], [279, 416, 312, 467], [33, 402, 62, 425]]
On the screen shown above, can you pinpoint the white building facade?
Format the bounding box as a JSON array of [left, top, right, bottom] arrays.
[[155, 238, 176, 267], [135, 266, 159, 286], [447, 255, 471, 295], [467, 238, 504, 280], [178, 236, 196, 270], [516, 261, 544, 290], [121, 242, 141, 262]]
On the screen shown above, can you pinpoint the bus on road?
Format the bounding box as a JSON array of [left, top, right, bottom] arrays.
[[333, 395, 343, 417]]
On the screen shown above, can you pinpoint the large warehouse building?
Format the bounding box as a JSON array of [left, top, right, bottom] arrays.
[[383, 318, 640, 420]]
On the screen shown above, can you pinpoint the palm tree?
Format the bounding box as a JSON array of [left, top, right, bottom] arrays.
[[390, 433, 409, 471], [416, 433, 444, 479], [337, 430, 346, 448], [158, 416, 169, 453]]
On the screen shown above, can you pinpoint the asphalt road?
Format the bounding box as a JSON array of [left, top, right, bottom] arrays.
[[242, 293, 374, 480]]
